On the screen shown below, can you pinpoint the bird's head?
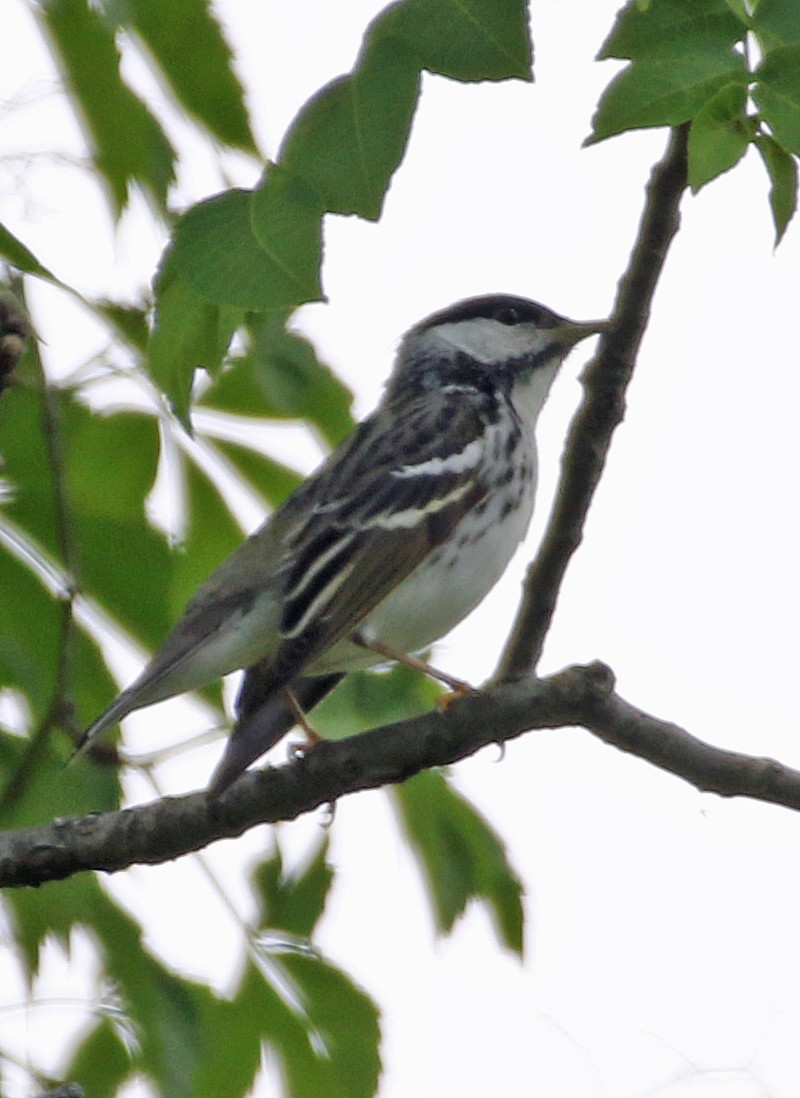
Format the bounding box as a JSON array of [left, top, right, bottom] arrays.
[[388, 294, 606, 402]]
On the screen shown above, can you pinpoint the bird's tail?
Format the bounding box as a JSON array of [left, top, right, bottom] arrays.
[[209, 672, 342, 794]]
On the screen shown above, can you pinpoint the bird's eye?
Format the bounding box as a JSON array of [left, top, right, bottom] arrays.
[[493, 307, 521, 326]]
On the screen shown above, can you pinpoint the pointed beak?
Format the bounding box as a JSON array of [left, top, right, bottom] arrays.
[[552, 318, 608, 347]]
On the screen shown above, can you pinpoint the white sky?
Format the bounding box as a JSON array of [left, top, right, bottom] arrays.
[[2, 1, 800, 1096]]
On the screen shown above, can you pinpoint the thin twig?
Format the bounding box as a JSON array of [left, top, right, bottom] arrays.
[[496, 125, 689, 679]]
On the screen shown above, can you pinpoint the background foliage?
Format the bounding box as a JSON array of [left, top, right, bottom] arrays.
[[1, 0, 799, 1095]]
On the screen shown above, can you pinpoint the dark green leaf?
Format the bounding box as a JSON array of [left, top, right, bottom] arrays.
[[377, 0, 532, 82], [5, 871, 100, 976], [280, 35, 421, 219], [313, 663, 442, 741], [212, 437, 303, 508], [688, 83, 751, 190], [392, 769, 524, 955], [170, 186, 322, 310], [0, 222, 60, 284], [751, 0, 800, 53], [253, 836, 334, 939], [0, 551, 60, 720], [754, 45, 800, 156], [66, 1019, 132, 1098], [278, 953, 382, 1098], [92, 299, 150, 353], [755, 134, 799, 243], [126, 0, 257, 152], [90, 885, 207, 1098], [149, 253, 242, 426], [190, 966, 271, 1098], [38, 0, 175, 214], [248, 165, 326, 304], [590, 0, 747, 142], [242, 313, 355, 447]]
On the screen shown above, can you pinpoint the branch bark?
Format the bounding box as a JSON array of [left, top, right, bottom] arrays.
[[3, 662, 800, 889]]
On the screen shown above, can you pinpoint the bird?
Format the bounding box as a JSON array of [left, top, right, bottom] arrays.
[[77, 294, 605, 793]]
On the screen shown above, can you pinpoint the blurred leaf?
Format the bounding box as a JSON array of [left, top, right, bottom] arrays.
[[756, 134, 799, 243], [254, 835, 334, 939], [377, 0, 533, 81], [67, 1018, 132, 1098], [38, 0, 175, 215], [0, 552, 60, 720], [0, 222, 61, 285], [170, 186, 322, 310], [90, 885, 207, 1098], [92, 299, 150, 353], [280, 35, 420, 219], [190, 967, 270, 1098], [149, 254, 242, 426], [277, 953, 381, 1098], [0, 662, 121, 827], [126, 0, 257, 152], [590, 0, 747, 143], [754, 45, 800, 156], [211, 436, 303, 508], [751, 0, 800, 53], [243, 314, 355, 447], [171, 454, 248, 617], [5, 871, 100, 976], [392, 769, 524, 955], [687, 82, 751, 190], [313, 663, 442, 741], [202, 316, 354, 449]]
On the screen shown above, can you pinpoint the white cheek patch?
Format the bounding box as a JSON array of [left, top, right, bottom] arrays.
[[431, 318, 549, 363]]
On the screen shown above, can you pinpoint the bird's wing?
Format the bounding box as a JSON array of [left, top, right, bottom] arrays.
[[77, 390, 493, 751], [248, 390, 495, 689]]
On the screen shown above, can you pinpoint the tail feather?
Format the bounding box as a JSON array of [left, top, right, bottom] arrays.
[[209, 672, 342, 794]]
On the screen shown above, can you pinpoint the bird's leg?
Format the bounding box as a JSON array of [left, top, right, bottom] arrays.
[[354, 635, 473, 700], [285, 688, 323, 754]]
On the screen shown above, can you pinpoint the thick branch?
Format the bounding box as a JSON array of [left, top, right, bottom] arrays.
[[4, 661, 800, 889], [497, 125, 689, 678]]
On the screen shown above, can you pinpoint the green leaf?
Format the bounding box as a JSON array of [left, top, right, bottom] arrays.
[[90, 885, 207, 1098], [126, 0, 258, 152], [212, 438, 303, 509], [170, 186, 323, 310], [754, 44, 800, 156], [278, 953, 382, 1098], [249, 165, 326, 303], [92, 298, 150, 353], [313, 664, 442, 741], [253, 836, 334, 939], [5, 871, 100, 976], [244, 313, 355, 447], [688, 82, 751, 190], [149, 254, 242, 425], [751, 0, 800, 54], [280, 34, 421, 219], [590, 0, 747, 143], [190, 967, 269, 1098], [38, 0, 175, 214], [0, 552, 60, 720], [755, 134, 799, 242], [377, 0, 533, 82], [0, 222, 60, 284], [66, 1018, 132, 1098], [392, 769, 524, 955]]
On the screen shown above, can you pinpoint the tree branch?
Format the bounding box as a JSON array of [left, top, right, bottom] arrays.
[[3, 661, 800, 889], [497, 125, 689, 678]]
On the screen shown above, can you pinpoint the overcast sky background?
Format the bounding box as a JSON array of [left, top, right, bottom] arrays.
[[2, 1, 800, 1096]]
